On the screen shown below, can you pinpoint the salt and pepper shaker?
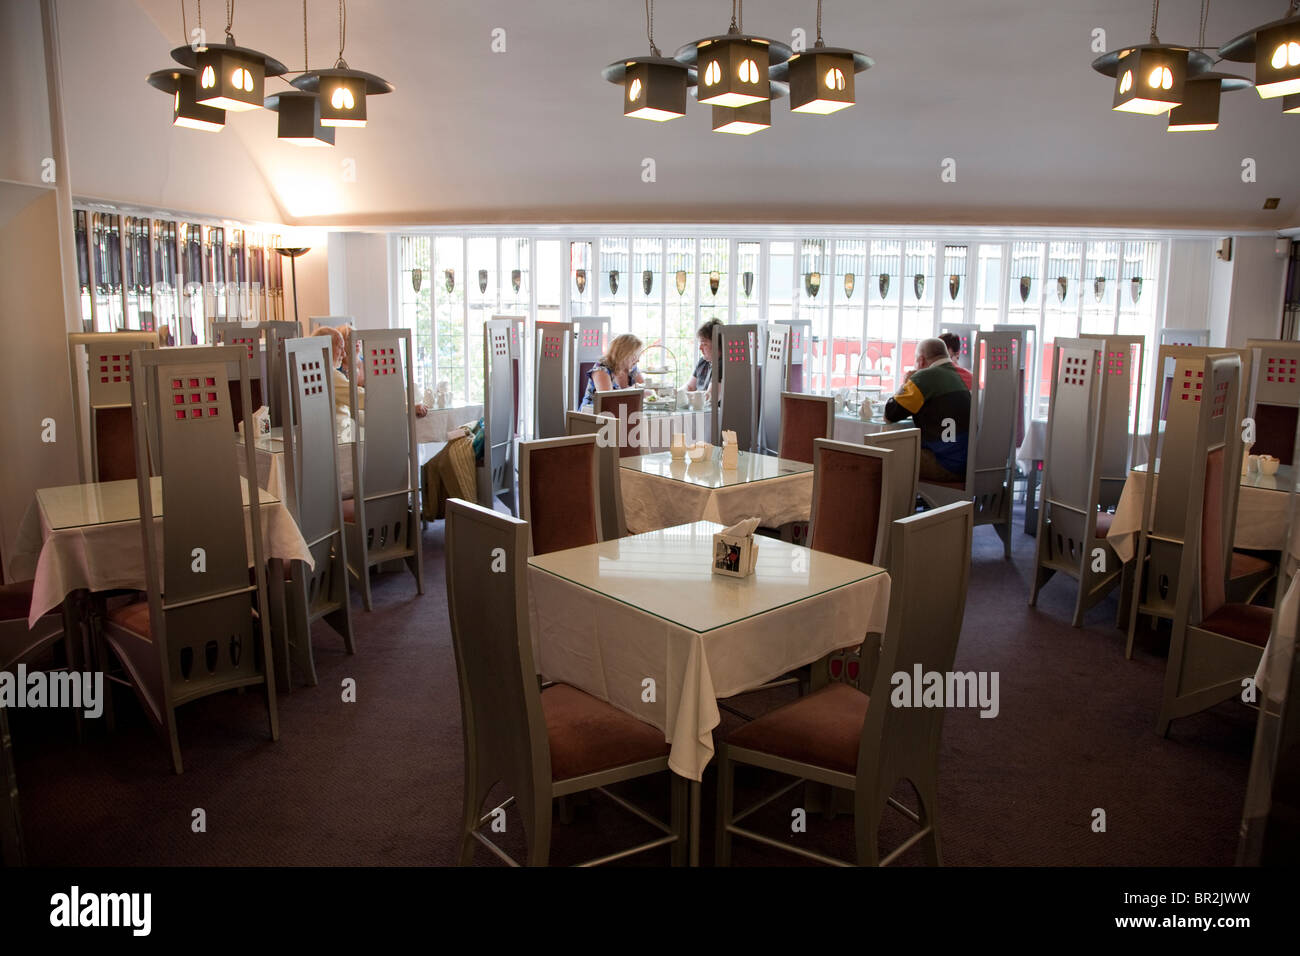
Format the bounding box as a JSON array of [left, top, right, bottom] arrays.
[[721, 429, 739, 470]]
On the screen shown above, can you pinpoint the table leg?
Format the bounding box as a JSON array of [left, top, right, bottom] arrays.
[[1024, 460, 1041, 536], [690, 780, 701, 867]]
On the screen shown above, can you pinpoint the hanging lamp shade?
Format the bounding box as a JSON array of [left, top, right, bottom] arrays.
[[772, 46, 873, 114], [602, 57, 692, 121], [148, 68, 225, 132], [1092, 44, 1213, 115], [697, 77, 787, 133], [291, 68, 394, 127], [1284, 92, 1300, 112], [1167, 71, 1252, 131], [1219, 15, 1300, 99], [171, 42, 287, 112], [675, 32, 792, 108], [265, 91, 335, 146]]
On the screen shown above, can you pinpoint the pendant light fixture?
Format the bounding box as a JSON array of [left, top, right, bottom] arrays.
[[1219, 0, 1300, 100], [170, 1, 287, 112], [603, 0, 692, 121], [265, 2, 333, 145], [292, 0, 394, 127], [148, 68, 226, 132], [770, 0, 873, 114], [1284, 92, 1300, 111], [675, 1, 793, 112], [1091, 0, 1213, 115], [1168, 2, 1252, 131]]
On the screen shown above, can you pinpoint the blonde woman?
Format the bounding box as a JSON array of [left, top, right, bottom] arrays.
[[581, 333, 644, 410]]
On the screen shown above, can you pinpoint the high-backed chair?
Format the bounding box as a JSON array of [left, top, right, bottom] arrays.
[[1125, 346, 1254, 657], [445, 498, 685, 866], [1156, 352, 1271, 735], [534, 321, 573, 439], [480, 318, 518, 513], [716, 501, 973, 866], [571, 317, 610, 410], [67, 332, 158, 481], [261, 320, 302, 428], [760, 325, 792, 454], [268, 335, 355, 689], [1030, 338, 1122, 626], [919, 330, 1022, 558], [340, 329, 424, 610], [565, 411, 626, 540], [210, 322, 267, 429], [777, 392, 834, 465], [809, 439, 892, 566], [939, 323, 978, 369], [995, 323, 1037, 444], [102, 345, 278, 774], [498, 315, 526, 439], [593, 389, 645, 458], [776, 319, 813, 393], [1246, 339, 1300, 466], [518, 435, 601, 556], [863, 428, 922, 551], [1162, 328, 1210, 348], [0, 704, 21, 865], [711, 323, 759, 452]]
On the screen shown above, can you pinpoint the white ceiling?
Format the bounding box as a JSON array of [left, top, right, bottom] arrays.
[[111, 0, 1300, 229]]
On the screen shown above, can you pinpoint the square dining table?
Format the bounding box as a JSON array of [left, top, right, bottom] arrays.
[[528, 519, 891, 864], [11, 476, 313, 627], [618, 450, 815, 533]]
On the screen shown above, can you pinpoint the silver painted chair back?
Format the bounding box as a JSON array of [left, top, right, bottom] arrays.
[[107, 345, 277, 774], [565, 410, 627, 540], [712, 323, 759, 452], [1246, 339, 1300, 466], [499, 315, 526, 439], [1128, 346, 1248, 655], [994, 322, 1037, 433], [342, 328, 424, 610], [1030, 338, 1117, 626], [760, 324, 791, 454], [863, 427, 922, 546], [273, 335, 354, 688], [572, 317, 610, 409], [1077, 334, 1144, 507], [534, 321, 573, 439], [1162, 328, 1209, 348], [940, 323, 979, 369], [261, 320, 302, 429], [480, 318, 518, 512], [775, 319, 813, 393], [210, 321, 268, 428], [67, 332, 158, 482], [919, 330, 1022, 558]]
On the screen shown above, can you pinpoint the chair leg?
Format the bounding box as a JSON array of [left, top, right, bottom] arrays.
[[165, 708, 184, 776], [916, 779, 942, 866], [359, 558, 374, 612], [524, 790, 552, 867], [853, 795, 881, 866], [671, 773, 687, 867], [458, 783, 482, 866], [995, 520, 1011, 559], [715, 751, 734, 867]]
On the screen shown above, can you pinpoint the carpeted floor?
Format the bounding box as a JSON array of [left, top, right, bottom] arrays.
[[11, 501, 1257, 866]]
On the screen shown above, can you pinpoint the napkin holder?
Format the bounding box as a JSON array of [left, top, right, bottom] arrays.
[[252, 405, 272, 435], [712, 531, 758, 578]]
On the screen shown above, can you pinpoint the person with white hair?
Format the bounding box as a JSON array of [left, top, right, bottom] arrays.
[[884, 337, 971, 482]]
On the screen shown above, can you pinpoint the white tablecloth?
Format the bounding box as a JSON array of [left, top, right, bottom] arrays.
[[241, 441, 355, 500], [1016, 418, 1048, 467], [1108, 468, 1293, 564], [416, 403, 482, 445], [11, 479, 313, 626], [528, 563, 890, 781], [620, 465, 815, 533]]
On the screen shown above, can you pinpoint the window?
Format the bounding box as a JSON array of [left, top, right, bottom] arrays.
[[799, 239, 828, 390], [735, 241, 761, 324], [941, 244, 969, 326], [900, 240, 936, 382], [831, 239, 867, 390], [868, 239, 901, 392], [397, 235, 433, 391]]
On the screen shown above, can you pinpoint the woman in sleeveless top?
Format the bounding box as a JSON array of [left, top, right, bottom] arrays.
[[581, 333, 645, 410]]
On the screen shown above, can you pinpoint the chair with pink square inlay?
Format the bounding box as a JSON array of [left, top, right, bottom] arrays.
[[67, 332, 159, 482]]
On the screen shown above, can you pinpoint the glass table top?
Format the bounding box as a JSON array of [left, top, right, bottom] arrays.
[[37, 476, 279, 531], [238, 425, 355, 454], [528, 520, 885, 634], [620, 450, 813, 488], [1135, 460, 1293, 492]]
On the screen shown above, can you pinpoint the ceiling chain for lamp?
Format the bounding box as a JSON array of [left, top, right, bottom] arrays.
[[267, 0, 334, 147]]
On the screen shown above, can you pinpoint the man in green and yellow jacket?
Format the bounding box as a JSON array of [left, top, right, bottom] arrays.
[[884, 337, 971, 483]]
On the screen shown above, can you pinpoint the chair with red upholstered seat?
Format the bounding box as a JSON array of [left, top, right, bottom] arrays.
[[777, 393, 834, 465], [101, 345, 278, 774], [1156, 352, 1268, 735], [445, 498, 685, 866], [265, 335, 354, 690], [519, 435, 601, 556], [339, 329, 424, 610], [67, 332, 159, 481], [0, 572, 78, 741], [1031, 338, 1129, 627], [564, 412, 626, 541], [593, 388, 645, 459], [1125, 346, 1254, 658], [809, 438, 892, 566], [716, 501, 973, 866]]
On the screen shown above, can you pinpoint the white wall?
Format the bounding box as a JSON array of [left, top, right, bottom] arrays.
[[1162, 239, 1214, 332], [0, 0, 53, 187], [1224, 237, 1289, 347], [326, 232, 391, 328]]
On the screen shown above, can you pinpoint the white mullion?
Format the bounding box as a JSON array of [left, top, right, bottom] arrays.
[[460, 237, 469, 405]]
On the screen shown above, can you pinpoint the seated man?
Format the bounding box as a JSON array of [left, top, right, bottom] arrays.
[[312, 327, 428, 435], [938, 332, 973, 389], [884, 337, 970, 483]]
